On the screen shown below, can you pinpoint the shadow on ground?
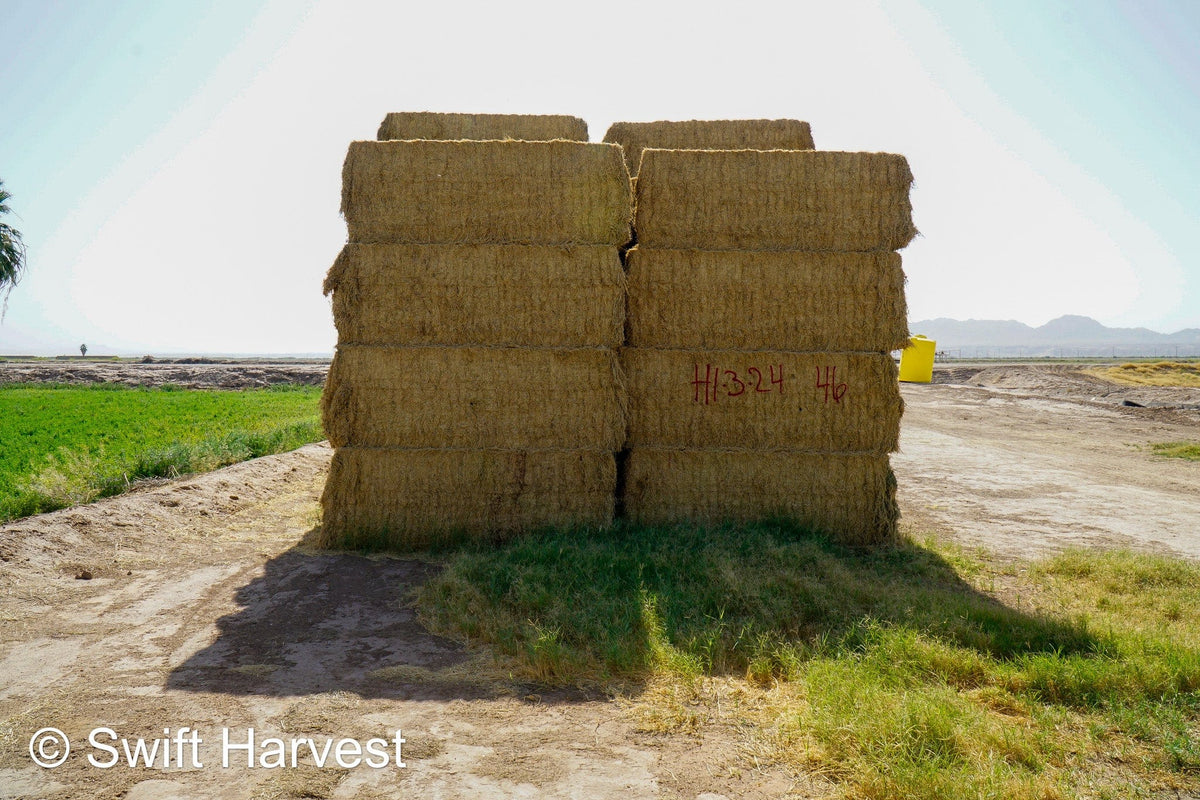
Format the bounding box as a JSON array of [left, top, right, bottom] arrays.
[[168, 521, 1101, 700], [166, 534, 490, 700]]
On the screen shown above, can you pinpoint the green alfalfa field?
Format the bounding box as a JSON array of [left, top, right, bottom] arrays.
[[0, 383, 322, 522]]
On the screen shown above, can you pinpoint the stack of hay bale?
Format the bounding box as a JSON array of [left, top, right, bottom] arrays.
[[319, 113, 632, 548], [607, 121, 915, 544]]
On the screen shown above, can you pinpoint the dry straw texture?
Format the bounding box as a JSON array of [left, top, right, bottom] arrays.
[[322, 345, 627, 450], [341, 140, 632, 246], [623, 348, 901, 452], [623, 449, 898, 544], [634, 149, 916, 251], [625, 248, 909, 351], [377, 112, 588, 142], [602, 118, 814, 176], [319, 448, 616, 549], [325, 243, 626, 347]]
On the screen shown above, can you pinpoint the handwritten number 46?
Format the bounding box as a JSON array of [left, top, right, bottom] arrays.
[[816, 366, 848, 403]]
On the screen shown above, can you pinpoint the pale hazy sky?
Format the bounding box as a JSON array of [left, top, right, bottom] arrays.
[[1, 0, 1197, 355]]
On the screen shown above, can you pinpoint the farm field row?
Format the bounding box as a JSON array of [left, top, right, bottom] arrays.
[[0, 384, 323, 521]]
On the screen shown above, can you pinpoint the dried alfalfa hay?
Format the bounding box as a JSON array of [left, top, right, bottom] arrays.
[[602, 118, 814, 176], [634, 149, 917, 252], [324, 243, 626, 347], [377, 112, 588, 142], [318, 447, 616, 549], [341, 140, 632, 246], [322, 345, 627, 450], [625, 248, 909, 351], [623, 448, 899, 545], [623, 348, 901, 453]]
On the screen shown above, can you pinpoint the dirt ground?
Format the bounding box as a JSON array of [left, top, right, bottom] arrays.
[[896, 364, 1200, 560], [0, 358, 328, 389], [1, 363, 1198, 798]]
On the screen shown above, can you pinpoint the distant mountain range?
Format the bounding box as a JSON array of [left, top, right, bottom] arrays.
[[908, 315, 1200, 358]]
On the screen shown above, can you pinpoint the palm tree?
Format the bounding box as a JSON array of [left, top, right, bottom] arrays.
[[1, 178, 28, 317]]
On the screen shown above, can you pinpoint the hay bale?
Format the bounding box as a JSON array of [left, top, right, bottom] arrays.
[[325, 243, 625, 347], [626, 248, 909, 351], [377, 112, 588, 142], [319, 447, 616, 549], [322, 345, 626, 450], [602, 119, 814, 176], [623, 448, 898, 544], [634, 149, 916, 251], [341, 140, 632, 245], [623, 348, 901, 452]]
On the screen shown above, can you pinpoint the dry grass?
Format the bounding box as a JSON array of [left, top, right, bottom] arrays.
[[249, 764, 349, 800], [366, 657, 502, 691], [1089, 361, 1200, 388]]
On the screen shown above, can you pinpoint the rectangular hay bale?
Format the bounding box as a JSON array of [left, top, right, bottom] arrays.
[[377, 111, 588, 142], [319, 447, 616, 549], [626, 248, 909, 351], [341, 140, 632, 246], [623, 448, 898, 544], [325, 243, 626, 347], [602, 118, 814, 176], [635, 149, 916, 252], [623, 348, 901, 452], [322, 345, 627, 450]]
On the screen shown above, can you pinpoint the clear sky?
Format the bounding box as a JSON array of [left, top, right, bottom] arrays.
[[1, 0, 1197, 355]]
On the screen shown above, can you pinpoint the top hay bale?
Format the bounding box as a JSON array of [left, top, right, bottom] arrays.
[[341, 140, 632, 246], [377, 112, 588, 142], [603, 119, 814, 176], [634, 149, 917, 252]]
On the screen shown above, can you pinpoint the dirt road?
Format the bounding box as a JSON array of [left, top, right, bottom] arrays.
[[895, 365, 1200, 560], [1, 364, 1197, 798]]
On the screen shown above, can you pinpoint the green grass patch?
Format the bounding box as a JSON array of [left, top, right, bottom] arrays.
[[419, 523, 1200, 797], [0, 384, 322, 521], [1151, 441, 1200, 461]]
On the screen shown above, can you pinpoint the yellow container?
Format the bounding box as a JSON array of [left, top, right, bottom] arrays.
[[898, 335, 936, 383]]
